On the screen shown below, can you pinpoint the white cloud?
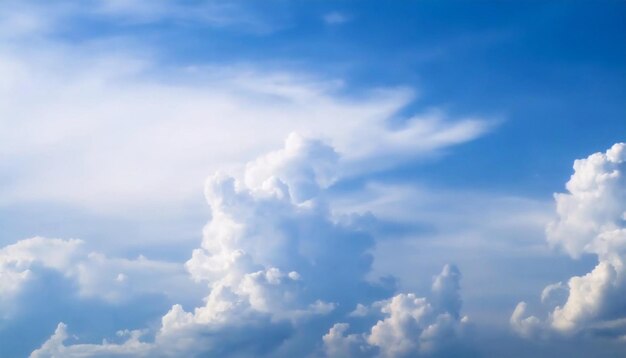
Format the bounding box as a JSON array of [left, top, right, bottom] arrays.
[[0, 0, 281, 38], [0, 237, 81, 310], [323, 323, 376, 357], [30, 323, 151, 358], [547, 143, 626, 259], [323, 12, 350, 25], [30, 133, 470, 357], [323, 265, 469, 358], [0, 22, 490, 216], [0, 236, 196, 316], [0, 2, 493, 355], [510, 302, 542, 339], [155, 134, 381, 353], [511, 143, 626, 340]]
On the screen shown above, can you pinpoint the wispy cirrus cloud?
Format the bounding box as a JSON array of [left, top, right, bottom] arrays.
[[0, 43, 491, 215], [0, 0, 284, 39]]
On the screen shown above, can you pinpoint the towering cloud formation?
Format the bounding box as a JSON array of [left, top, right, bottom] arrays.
[[152, 133, 380, 355], [511, 143, 626, 340], [30, 134, 469, 357]]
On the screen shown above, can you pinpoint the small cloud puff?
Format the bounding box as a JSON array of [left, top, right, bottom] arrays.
[[0, 236, 192, 316], [323, 11, 350, 25], [0, 237, 81, 300]]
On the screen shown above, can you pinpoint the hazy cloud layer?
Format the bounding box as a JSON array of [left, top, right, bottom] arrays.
[[0, 36, 489, 214], [0, 236, 195, 316]]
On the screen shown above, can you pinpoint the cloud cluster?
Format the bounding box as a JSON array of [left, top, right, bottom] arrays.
[[1, 3, 484, 352], [30, 134, 469, 357], [323, 265, 469, 358], [511, 143, 626, 340]]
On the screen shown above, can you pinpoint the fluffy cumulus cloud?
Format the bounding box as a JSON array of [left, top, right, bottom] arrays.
[[30, 323, 150, 358], [0, 237, 80, 314], [323, 265, 469, 358], [511, 143, 626, 340], [1, 5, 480, 354], [29, 134, 469, 357]]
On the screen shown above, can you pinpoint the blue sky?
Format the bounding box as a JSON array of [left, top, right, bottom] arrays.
[[0, 1, 625, 357]]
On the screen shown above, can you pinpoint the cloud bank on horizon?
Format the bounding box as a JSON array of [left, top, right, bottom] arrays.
[[1, 1, 625, 357]]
